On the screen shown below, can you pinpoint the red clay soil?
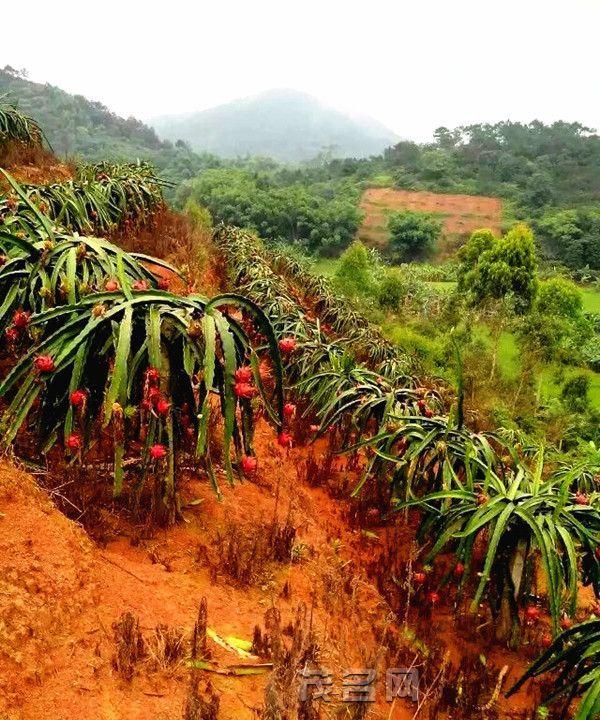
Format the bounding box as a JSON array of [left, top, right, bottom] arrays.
[[0, 438, 405, 719], [0, 142, 73, 185], [358, 187, 503, 256], [0, 412, 547, 719], [115, 209, 222, 296]]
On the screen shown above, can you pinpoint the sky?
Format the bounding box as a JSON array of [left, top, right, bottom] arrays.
[[2, 0, 599, 141]]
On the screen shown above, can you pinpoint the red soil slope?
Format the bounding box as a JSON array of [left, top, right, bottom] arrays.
[[0, 415, 543, 720], [0, 174, 548, 719], [358, 187, 503, 257], [0, 141, 73, 185]]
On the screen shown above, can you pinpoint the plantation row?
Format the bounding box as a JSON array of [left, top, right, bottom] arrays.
[[215, 227, 600, 634], [266, 250, 412, 378], [216, 226, 600, 715], [0, 171, 287, 519], [0, 161, 166, 238]]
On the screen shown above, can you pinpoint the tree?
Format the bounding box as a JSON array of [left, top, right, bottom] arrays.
[[387, 209, 442, 262], [561, 374, 591, 413], [517, 278, 592, 365], [178, 168, 362, 255], [457, 228, 496, 283], [458, 224, 538, 312], [537, 277, 584, 320], [537, 208, 600, 269]]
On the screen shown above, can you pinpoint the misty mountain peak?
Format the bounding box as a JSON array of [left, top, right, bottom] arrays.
[[150, 88, 398, 162]]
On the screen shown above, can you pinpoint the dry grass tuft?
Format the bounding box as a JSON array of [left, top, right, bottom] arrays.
[[112, 612, 146, 681]]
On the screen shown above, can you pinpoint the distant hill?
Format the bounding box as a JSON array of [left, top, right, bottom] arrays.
[[0, 66, 219, 194], [150, 89, 399, 162], [0, 66, 170, 159]]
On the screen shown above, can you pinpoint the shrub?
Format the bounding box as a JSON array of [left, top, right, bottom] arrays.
[[387, 209, 443, 262], [537, 277, 584, 320], [581, 335, 600, 371], [333, 240, 379, 298], [457, 223, 538, 313], [378, 269, 406, 311], [184, 198, 213, 233], [561, 373, 591, 412]]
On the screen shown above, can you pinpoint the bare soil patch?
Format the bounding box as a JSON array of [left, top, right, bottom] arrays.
[[359, 187, 503, 258]]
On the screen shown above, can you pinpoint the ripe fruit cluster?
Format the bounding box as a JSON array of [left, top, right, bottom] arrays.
[[4, 309, 31, 345]]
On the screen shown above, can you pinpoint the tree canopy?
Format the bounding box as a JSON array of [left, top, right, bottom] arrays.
[[458, 224, 538, 312]]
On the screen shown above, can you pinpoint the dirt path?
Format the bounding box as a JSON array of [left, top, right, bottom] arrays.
[[0, 435, 410, 719]]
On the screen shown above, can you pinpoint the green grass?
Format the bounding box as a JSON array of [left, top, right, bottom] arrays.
[[539, 366, 600, 409], [581, 287, 600, 313], [472, 325, 521, 382], [426, 281, 456, 293], [309, 257, 338, 278]]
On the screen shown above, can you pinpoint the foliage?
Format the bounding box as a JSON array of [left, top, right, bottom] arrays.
[[398, 448, 600, 637], [0, 67, 220, 200], [178, 168, 362, 255], [378, 269, 406, 311], [561, 374, 591, 412], [536, 207, 600, 269], [0, 290, 284, 509], [0, 170, 175, 330], [552, 441, 600, 494], [387, 209, 443, 262], [184, 198, 213, 233], [0, 169, 285, 514], [508, 619, 600, 720], [1, 163, 167, 237], [457, 229, 496, 274], [537, 277, 584, 320], [458, 224, 538, 312], [385, 121, 600, 216], [515, 278, 593, 366], [214, 225, 409, 379], [0, 96, 43, 147], [333, 240, 380, 297]]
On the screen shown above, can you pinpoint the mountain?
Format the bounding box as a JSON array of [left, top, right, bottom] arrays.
[[150, 89, 399, 162]]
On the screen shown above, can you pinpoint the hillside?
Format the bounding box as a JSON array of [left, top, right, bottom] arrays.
[[0, 67, 168, 159], [150, 88, 399, 162], [0, 66, 215, 192], [2, 101, 600, 719]]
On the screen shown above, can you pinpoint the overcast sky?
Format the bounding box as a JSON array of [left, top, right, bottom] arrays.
[[2, 0, 598, 141]]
